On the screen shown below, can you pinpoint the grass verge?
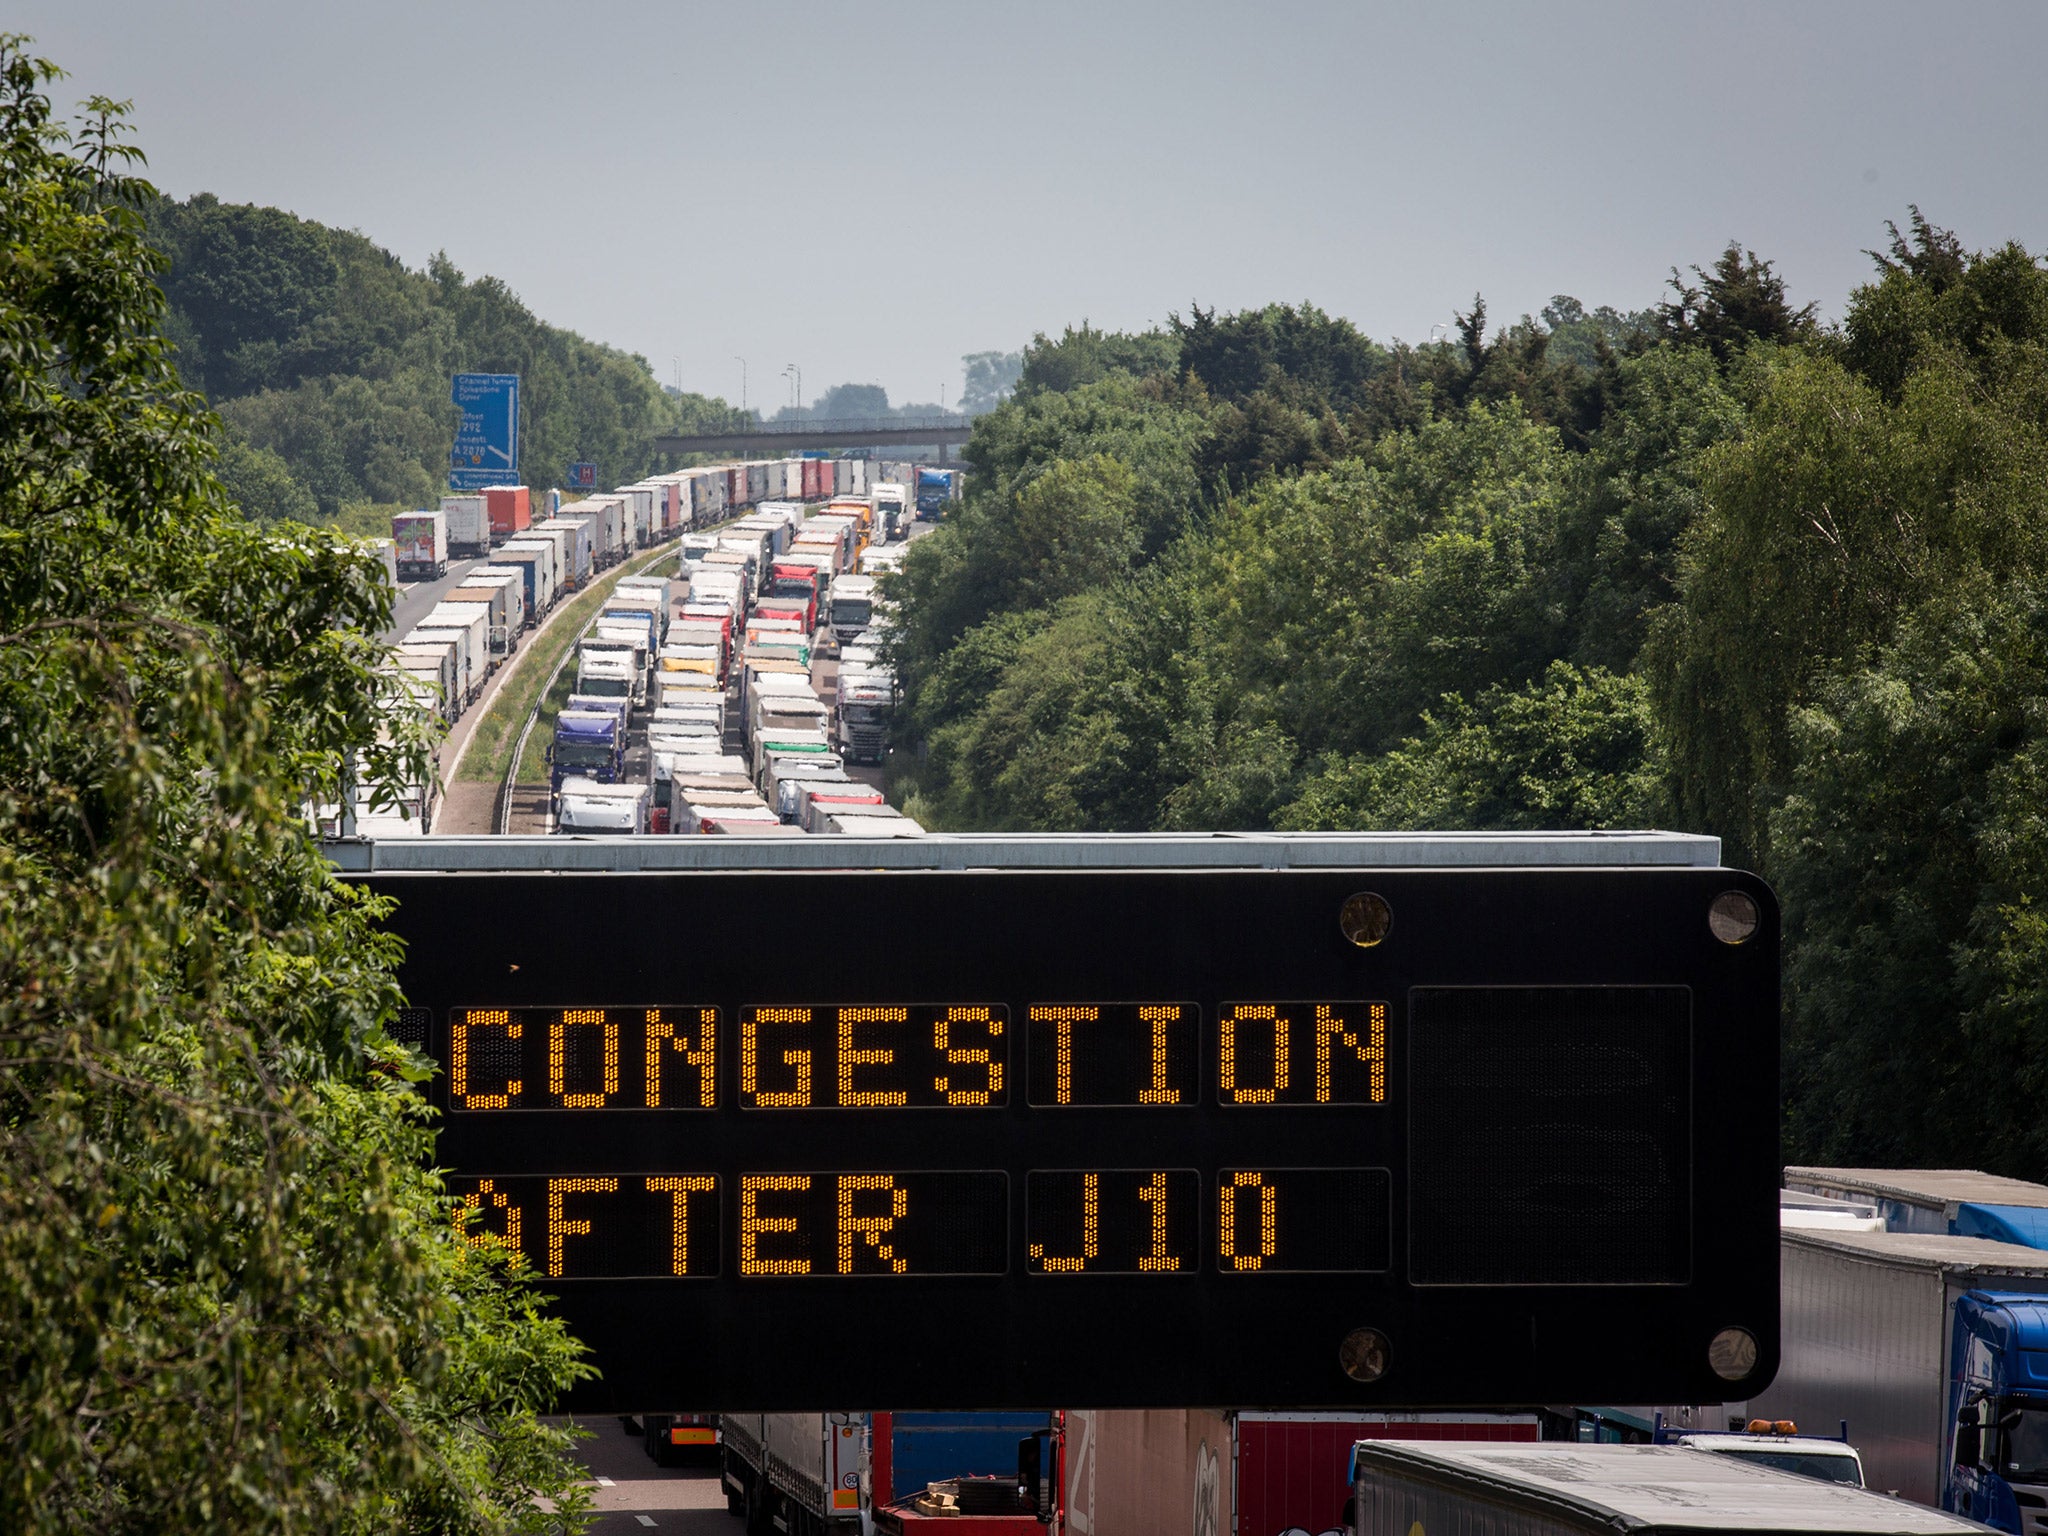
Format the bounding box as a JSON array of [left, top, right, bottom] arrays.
[[456, 542, 677, 784]]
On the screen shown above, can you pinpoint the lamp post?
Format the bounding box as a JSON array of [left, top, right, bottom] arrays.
[[733, 356, 747, 416], [786, 363, 801, 420]]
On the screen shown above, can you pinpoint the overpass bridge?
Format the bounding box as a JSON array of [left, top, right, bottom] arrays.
[[651, 416, 973, 460]]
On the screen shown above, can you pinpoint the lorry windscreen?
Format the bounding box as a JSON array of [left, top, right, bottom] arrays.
[[555, 741, 614, 769], [832, 600, 872, 627], [2007, 1405, 2048, 1482], [577, 676, 630, 697]]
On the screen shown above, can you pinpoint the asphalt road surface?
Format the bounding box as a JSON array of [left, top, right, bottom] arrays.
[[558, 1417, 732, 1534], [384, 557, 486, 642]]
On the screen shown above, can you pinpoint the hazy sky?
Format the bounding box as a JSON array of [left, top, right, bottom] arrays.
[[21, 2, 2048, 410]]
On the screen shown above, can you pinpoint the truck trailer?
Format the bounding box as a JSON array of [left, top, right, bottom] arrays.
[[1346, 1442, 1994, 1536], [1742, 1227, 2048, 1530]]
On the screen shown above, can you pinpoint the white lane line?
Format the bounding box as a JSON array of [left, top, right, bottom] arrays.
[[636, 1517, 657, 1527], [595, 1475, 615, 1485]]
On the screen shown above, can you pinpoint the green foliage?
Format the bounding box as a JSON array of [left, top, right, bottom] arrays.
[[1845, 207, 2048, 400], [1772, 581, 2048, 1173], [1172, 302, 1389, 411], [1646, 345, 2048, 865], [1562, 346, 1748, 671], [1280, 663, 1662, 831], [1657, 241, 1819, 364], [1014, 321, 1180, 397], [0, 39, 589, 1530], [1191, 403, 1572, 766], [214, 434, 319, 523], [894, 221, 2048, 1173], [148, 195, 742, 520]]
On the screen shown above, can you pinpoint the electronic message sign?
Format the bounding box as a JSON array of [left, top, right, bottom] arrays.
[[365, 854, 1780, 1411]]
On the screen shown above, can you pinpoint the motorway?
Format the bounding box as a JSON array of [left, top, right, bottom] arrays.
[[558, 1418, 728, 1533], [384, 557, 487, 643]]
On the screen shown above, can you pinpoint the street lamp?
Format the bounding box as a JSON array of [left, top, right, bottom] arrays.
[[733, 356, 747, 416], [785, 363, 801, 420]]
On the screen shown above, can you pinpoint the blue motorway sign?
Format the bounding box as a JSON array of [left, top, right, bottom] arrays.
[[448, 373, 519, 490], [567, 461, 598, 490]]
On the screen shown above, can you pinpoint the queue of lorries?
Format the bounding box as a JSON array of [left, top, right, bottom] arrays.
[[347, 456, 931, 838], [653, 1166, 2048, 1536], [546, 480, 923, 837]]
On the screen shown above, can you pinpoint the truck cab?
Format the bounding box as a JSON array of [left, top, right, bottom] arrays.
[[547, 710, 623, 792], [554, 777, 649, 834], [871, 482, 908, 542], [828, 575, 876, 647], [574, 648, 640, 711], [1675, 1428, 1865, 1486], [1948, 1291, 2048, 1531]]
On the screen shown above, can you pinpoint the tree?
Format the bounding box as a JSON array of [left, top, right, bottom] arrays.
[[1013, 322, 1179, 397], [1646, 346, 2048, 866], [215, 434, 320, 523], [1657, 241, 1818, 365], [0, 39, 590, 1531], [1279, 664, 1662, 832], [959, 350, 1022, 414], [1771, 580, 2048, 1172]]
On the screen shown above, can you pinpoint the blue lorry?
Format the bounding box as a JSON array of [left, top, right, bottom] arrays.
[[914, 467, 955, 519], [547, 708, 624, 793], [1746, 1170, 2048, 1532]]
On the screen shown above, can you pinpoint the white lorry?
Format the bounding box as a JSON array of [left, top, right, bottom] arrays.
[[720, 1414, 866, 1534], [554, 777, 650, 834]]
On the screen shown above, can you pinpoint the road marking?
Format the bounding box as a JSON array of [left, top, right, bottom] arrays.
[[596, 1475, 615, 1485], [636, 1517, 657, 1527]]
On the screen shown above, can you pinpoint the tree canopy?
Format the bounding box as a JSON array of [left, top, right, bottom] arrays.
[[148, 193, 742, 525], [0, 39, 589, 1531], [886, 213, 2048, 1176]]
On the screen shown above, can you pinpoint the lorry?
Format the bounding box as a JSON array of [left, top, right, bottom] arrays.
[[483, 483, 530, 538], [866, 1412, 1053, 1534], [755, 594, 818, 644], [720, 1413, 867, 1534], [799, 786, 885, 832], [554, 777, 649, 834], [1347, 1442, 1994, 1536], [871, 482, 908, 542], [1783, 1169, 2048, 1250], [821, 811, 925, 836], [393, 641, 458, 725], [391, 510, 448, 579], [406, 625, 475, 707], [474, 561, 548, 626], [771, 768, 852, 823], [497, 538, 564, 609], [575, 646, 642, 711], [835, 669, 893, 765], [1739, 1226, 2048, 1530], [547, 710, 624, 793], [440, 494, 491, 558], [827, 574, 876, 647], [767, 558, 824, 613], [914, 467, 954, 519], [526, 520, 592, 589], [368, 537, 399, 595], [444, 581, 516, 655]]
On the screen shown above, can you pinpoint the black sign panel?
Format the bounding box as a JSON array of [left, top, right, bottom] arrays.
[[363, 865, 1780, 1410]]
